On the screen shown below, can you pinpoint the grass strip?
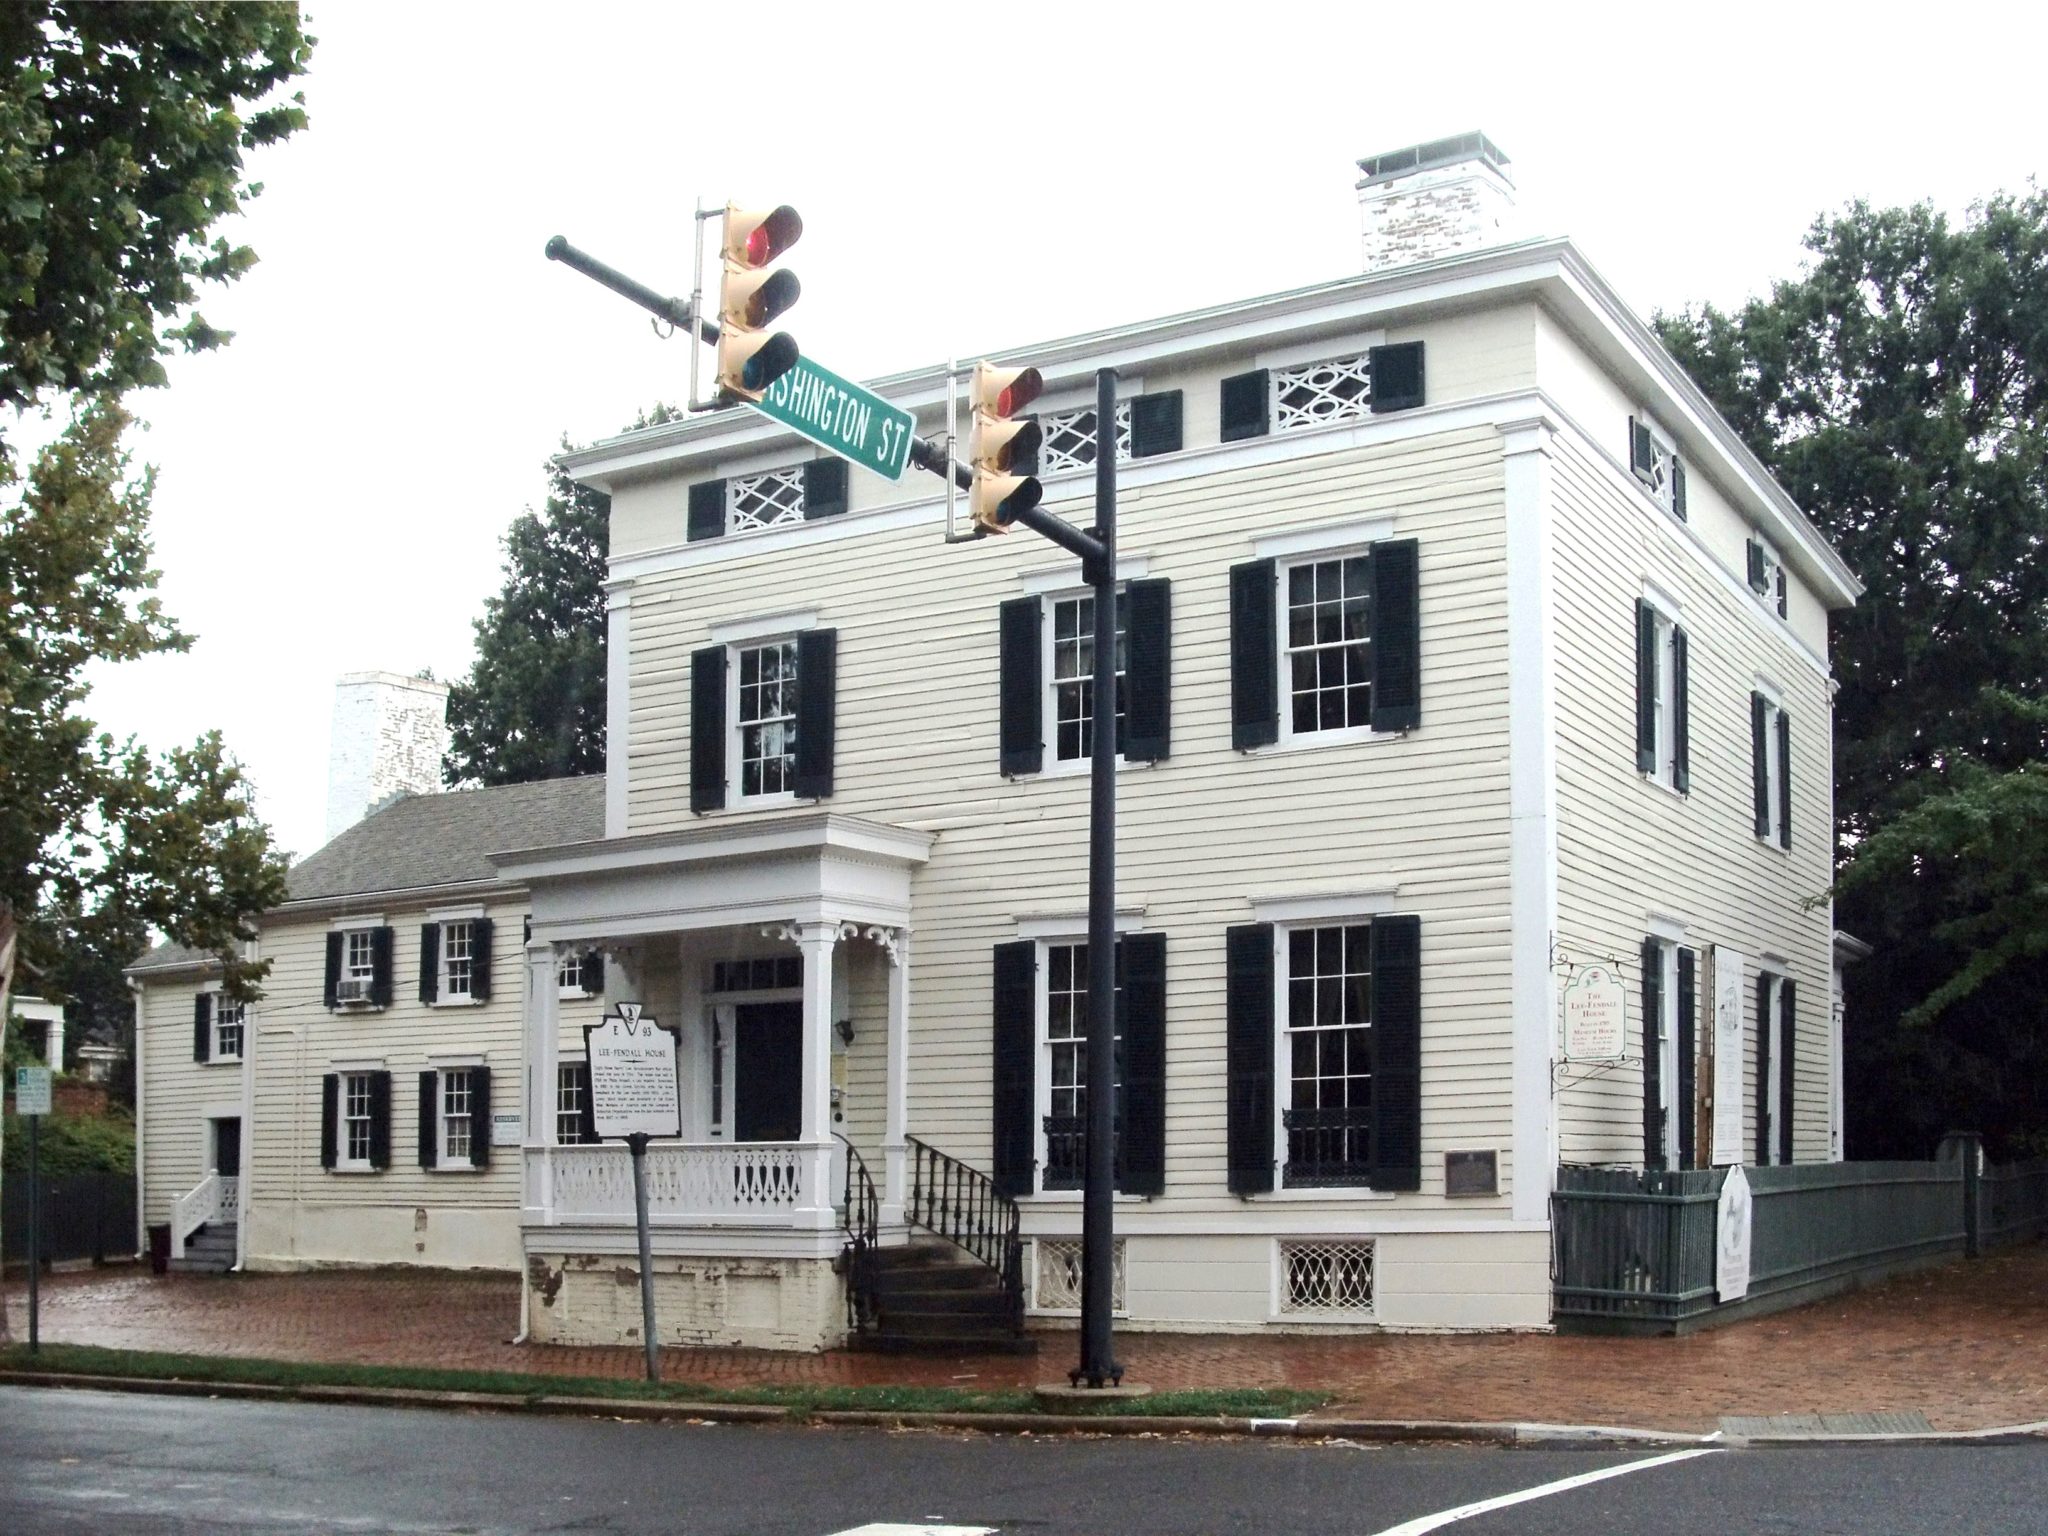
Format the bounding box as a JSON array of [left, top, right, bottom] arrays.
[[0, 1343, 1324, 1420]]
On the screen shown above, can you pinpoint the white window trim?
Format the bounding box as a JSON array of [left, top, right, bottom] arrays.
[[708, 608, 819, 645], [1252, 515, 1395, 563], [1249, 888, 1399, 924], [728, 634, 800, 806], [556, 950, 591, 1000], [327, 912, 386, 930], [1646, 937, 1682, 1167], [1758, 969, 1788, 1166], [1024, 929, 1135, 1201], [1757, 694, 1788, 848], [1015, 555, 1149, 595], [1041, 584, 1131, 776], [1013, 906, 1145, 941], [1267, 1235, 1378, 1321], [335, 925, 381, 1008], [1632, 411, 1679, 514], [336, 1068, 377, 1173], [433, 1065, 476, 1171], [435, 918, 481, 1008], [1273, 545, 1386, 752], [1256, 328, 1386, 372], [207, 991, 245, 1064]]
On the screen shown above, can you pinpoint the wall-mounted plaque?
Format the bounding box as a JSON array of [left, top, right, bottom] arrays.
[[1561, 963, 1627, 1062], [1445, 1149, 1499, 1197]]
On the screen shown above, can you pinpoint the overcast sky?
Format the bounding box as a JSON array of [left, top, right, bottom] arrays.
[[68, 0, 2048, 864]]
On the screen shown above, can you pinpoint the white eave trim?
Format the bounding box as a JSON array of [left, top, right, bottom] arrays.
[[491, 812, 936, 884]]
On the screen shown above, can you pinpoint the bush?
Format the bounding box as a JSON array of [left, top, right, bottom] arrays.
[[3, 1108, 134, 1174]]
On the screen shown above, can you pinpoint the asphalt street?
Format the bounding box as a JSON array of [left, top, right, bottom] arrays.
[[0, 1386, 2041, 1535]]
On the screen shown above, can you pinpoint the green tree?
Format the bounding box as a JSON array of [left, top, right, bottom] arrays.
[[1657, 193, 2048, 1156], [0, 3, 311, 426], [444, 407, 677, 787]]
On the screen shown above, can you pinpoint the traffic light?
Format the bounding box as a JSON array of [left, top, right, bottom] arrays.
[[717, 203, 802, 400], [968, 362, 1044, 533]]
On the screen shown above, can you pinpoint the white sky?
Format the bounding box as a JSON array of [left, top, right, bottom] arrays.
[[69, 0, 2048, 864]]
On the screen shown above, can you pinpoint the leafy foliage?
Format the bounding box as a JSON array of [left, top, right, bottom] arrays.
[[0, 3, 311, 421], [3, 1106, 132, 1175], [1658, 194, 2048, 1156]]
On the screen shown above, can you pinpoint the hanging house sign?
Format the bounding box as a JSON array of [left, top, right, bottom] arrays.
[[1560, 963, 1627, 1063], [583, 1002, 682, 1140]]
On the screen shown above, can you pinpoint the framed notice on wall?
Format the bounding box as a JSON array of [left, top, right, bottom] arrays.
[[583, 1003, 682, 1140], [1711, 948, 1747, 1166], [1560, 964, 1627, 1063]]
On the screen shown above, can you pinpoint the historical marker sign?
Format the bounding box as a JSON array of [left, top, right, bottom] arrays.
[[14, 1065, 51, 1117], [1716, 1162, 1754, 1302], [584, 1003, 681, 1140], [1711, 947, 1747, 1165], [1560, 964, 1627, 1062], [751, 355, 916, 481]]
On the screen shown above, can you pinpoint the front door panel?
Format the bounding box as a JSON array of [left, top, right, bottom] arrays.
[[733, 1001, 803, 1142]]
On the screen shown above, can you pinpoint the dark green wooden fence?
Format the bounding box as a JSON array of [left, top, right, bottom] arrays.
[[2, 1170, 137, 1266], [1978, 1158, 2048, 1252]]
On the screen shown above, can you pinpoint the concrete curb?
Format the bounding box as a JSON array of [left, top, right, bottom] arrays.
[[2, 1369, 2042, 1448]]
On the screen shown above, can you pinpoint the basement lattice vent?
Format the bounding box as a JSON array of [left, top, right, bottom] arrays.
[[1280, 1239, 1375, 1313], [1034, 1237, 1125, 1312]]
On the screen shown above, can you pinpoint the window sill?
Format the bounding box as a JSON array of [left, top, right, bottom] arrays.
[[425, 1163, 481, 1174], [558, 987, 592, 1002], [732, 790, 798, 810], [1268, 1309, 1378, 1325], [431, 998, 483, 1009], [1253, 725, 1403, 757], [1016, 1191, 1151, 1206], [330, 1002, 386, 1013], [1038, 754, 1151, 779], [327, 1166, 381, 1176], [203, 1056, 242, 1067], [1755, 836, 1791, 855], [1639, 774, 1688, 801], [1247, 1187, 1396, 1203]]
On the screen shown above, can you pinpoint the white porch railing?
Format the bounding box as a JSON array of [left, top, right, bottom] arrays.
[[532, 1142, 822, 1227], [169, 1171, 220, 1259], [219, 1174, 241, 1223]]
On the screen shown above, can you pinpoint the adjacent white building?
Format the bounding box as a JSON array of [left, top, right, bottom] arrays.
[[131, 134, 1862, 1350]]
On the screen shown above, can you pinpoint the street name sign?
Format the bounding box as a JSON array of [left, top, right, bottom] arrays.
[[15, 1065, 51, 1116], [751, 355, 915, 481], [584, 1003, 681, 1139], [1560, 964, 1626, 1062]]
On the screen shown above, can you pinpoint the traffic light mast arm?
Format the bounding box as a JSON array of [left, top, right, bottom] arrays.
[[546, 236, 716, 344]]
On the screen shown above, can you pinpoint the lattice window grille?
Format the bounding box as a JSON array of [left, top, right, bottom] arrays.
[[1273, 354, 1375, 433], [1037, 401, 1133, 476], [1279, 1239, 1374, 1313], [1034, 1237, 1125, 1312], [727, 467, 806, 532]]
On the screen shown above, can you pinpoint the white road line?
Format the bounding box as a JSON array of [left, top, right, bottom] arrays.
[[1366, 1447, 1722, 1536], [827, 1525, 997, 1536]]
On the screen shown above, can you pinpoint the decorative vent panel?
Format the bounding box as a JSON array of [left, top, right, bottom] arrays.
[[1273, 354, 1375, 432], [1038, 401, 1133, 476], [727, 467, 806, 532], [1034, 1237, 1125, 1312], [1279, 1239, 1374, 1313]]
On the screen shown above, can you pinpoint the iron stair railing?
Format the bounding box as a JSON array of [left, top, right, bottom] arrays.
[[906, 1135, 1025, 1332], [836, 1136, 880, 1336]]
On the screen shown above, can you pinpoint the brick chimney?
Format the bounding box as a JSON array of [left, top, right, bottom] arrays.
[[1357, 132, 1516, 274], [324, 671, 451, 843]]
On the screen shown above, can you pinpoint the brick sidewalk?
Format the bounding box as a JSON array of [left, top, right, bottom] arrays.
[[8, 1243, 2046, 1432]]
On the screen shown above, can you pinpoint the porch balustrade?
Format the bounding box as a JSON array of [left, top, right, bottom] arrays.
[[530, 1141, 822, 1226]]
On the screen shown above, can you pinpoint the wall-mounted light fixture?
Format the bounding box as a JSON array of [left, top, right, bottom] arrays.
[[834, 1016, 856, 1047]]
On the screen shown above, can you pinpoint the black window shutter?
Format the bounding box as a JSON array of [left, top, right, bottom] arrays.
[[793, 627, 838, 799], [1220, 369, 1270, 441], [1124, 579, 1172, 762], [1370, 538, 1422, 732], [1755, 974, 1774, 1165], [1671, 457, 1688, 521], [193, 994, 211, 1063], [1778, 981, 1796, 1165], [803, 458, 848, 520], [370, 927, 394, 1008], [1777, 709, 1792, 849], [1676, 947, 1697, 1170], [990, 941, 1036, 1197], [1635, 601, 1658, 774], [471, 918, 494, 1002], [1776, 566, 1788, 619], [1642, 937, 1665, 1169], [320, 1074, 339, 1169], [576, 1063, 599, 1145], [472, 1066, 493, 1168], [998, 597, 1043, 776], [687, 478, 726, 542], [1370, 915, 1423, 1191], [1672, 627, 1690, 793], [419, 924, 440, 1004], [1746, 538, 1767, 593], [1225, 923, 1275, 1195], [584, 951, 605, 994], [1369, 341, 1425, 413], [690, 646, 728, 813], [1129, 390, 1183, 458], [1229, 559, 1279, 751], [418, 1071, 438, 1168], [1118, 931, 1167, 1196], [1752, 693, 1771, 838], [368, 1070, 392, 1170], [323, 932, 342, 1009], [1630, 417, 1655, 480]]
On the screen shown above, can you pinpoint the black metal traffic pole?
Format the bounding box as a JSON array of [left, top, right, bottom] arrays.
[[1076, 366, 1121, 1389], [28, 1109, 40, 1354], [627, 1131, 659, 1383]]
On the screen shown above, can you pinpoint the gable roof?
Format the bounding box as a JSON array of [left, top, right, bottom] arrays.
[[284, 776, 606, 904]]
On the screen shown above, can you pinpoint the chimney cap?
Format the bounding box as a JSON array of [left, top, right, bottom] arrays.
[[1357, 131, 1512, 190]]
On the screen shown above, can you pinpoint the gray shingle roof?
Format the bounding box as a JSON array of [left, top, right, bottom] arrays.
[[284, 776, 605, 903], [126, 941, 218, 976]]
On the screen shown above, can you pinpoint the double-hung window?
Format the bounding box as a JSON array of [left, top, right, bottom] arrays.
[[1048, 591, 1127, 765], [213, 995, 244, 1062], [1747, 535, 1788, 618], [1635, 596, 1690, 792], [418, 1064, 491, 1170], [1040, 940, 1123, 1191], [441, 920, 474, 1001], [1752, 689, 1791, 848], [1629, 414, 1687, 520], [556, 952, 584, 996], [1638, 937, 1699, 1170], [1280, 924, 1374, 1186], [440, 1069, 474, 1166], [340, 930, 376, 1004], [735, 638, 799, 799], [556, 1062, 594, 1144], [1754, 970, 1796, 1166], [341, 1072, 375, 1170], [1283, 554, 1373, 738]]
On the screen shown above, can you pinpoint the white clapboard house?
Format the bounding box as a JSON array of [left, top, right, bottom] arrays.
[[131, 134, 1862, 1350]]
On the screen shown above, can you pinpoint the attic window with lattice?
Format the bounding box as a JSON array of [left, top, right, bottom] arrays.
[[1037, 401, 1134, 476], [727, 467, 807, 532]]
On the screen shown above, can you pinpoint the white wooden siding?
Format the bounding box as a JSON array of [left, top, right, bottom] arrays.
[[138, 973, 239, 1224]]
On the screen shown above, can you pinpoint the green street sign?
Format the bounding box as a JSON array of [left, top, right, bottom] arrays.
[[749, 355, 916, 482]]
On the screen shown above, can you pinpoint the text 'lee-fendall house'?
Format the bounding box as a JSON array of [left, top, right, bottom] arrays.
[[130, 133, 1863, 1349]]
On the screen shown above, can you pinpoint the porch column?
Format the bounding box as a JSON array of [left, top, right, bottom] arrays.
[[796, 921, 840, 1223], [879, 926, 910, 1225], [523, 943, 562, 1224]]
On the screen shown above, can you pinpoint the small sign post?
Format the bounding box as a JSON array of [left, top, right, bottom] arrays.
[[16, 1065, 52, 1353], [583, 1004, 681, 1383]]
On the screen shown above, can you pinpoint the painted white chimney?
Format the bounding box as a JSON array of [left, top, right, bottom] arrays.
[[1357, 131, 1517, 273], [324, 671, 452, 843]]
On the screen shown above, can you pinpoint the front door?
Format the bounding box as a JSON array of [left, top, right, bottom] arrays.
[[732, 1001, 803, 1142], [212, 1116, 242, 1178]]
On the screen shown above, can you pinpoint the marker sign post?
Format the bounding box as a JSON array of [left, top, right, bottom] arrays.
[[16, 1065, 52, 1352], [583, 1004, 681, 1382]]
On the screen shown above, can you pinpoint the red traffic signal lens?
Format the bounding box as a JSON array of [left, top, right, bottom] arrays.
[[742, 268, 801, 328], [997, 366, 1043, 417], [744, 205, 803, 267], [741, 331, 801, 393]]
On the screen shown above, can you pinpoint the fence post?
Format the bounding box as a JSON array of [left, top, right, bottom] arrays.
[[1937, 1131, 1984, 1258]]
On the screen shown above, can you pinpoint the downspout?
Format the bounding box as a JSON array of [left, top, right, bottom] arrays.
[[130, 979, 146, 1259]]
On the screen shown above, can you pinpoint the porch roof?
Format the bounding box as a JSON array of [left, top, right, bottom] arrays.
[[489, 812, 934, 946]]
